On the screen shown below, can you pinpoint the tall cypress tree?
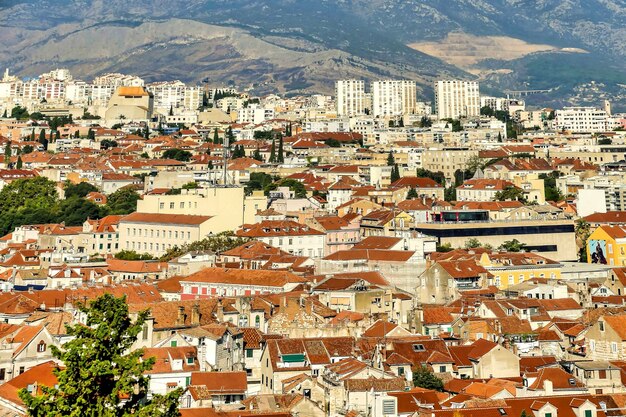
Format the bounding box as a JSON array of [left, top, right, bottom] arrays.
[[16, 155, 22, 169], [30, 129, 36, 142], [55, 130, 61, 141], [269, 139, 276, 163], [277, 134, 284, 163], [387, 150, 395, 166], [39, 129, 46, 143], [253, 146, 263, 162], [213, 128, 220, 144], [4, 141, 11, 164]]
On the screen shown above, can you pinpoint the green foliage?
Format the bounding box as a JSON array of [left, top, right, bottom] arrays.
[[269, 139, 276, 163], [416, 168, 446, 186], [0, 176, 58, 214], [4, 140, 11, 163], [436, 242, 453, 253], [419, 116, 432, 128], [56, 197, 104, 226], [326, 138, 341, 148], [160, 231, 250, 261], [64, 182, 99, 199], [246, 172, 275, 195], [253, 146, 263, 162], [598, 137, 612, 145], [391, 164, 400, 183], [114, 250, 155, 261], [539, 171, 564, 202], [22, 145, 34, 154], [101, 139, 118, 149], [253, 130, 274, 140], [10, 106, 29, 120], [16, 156, 22, 169], [87, 128, 95, 140], [464, 238, 482, 249], [387, 151, 396, 166], [443, 118, 462, 132], [106, 188, 140, 215], [413, 365, 444, 391], [406, 188, 418, 199], [19, 294, 181, 417], [444, 187, 457, 202], [162, 148, 192, 162], [213, 128, 221, 144], [182, 181, 199, 190], [495, 186, 527, 203], [266, 178, 307, 198], [277, 135, 284, 163], [82, 111, 101, 120], [499, 239, 527, 252]]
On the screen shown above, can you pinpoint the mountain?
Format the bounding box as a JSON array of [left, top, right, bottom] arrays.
[[1, 0, 625, 107]]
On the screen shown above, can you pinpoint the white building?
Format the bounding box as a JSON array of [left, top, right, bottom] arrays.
[[434, 80, 480, 119], [237, 106, 275, 124], [555, 107, 617, 133], [336, 79, 366, 117], [371, 80, 416, 117]]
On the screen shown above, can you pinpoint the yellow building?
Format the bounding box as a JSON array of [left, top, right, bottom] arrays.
[[586, 225, 626, 266], [478, 252, 562, 290]]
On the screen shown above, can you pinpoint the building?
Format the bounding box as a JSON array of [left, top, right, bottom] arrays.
[[336, 80, 366, 117], [370, 80, 416, 117], [118, 213, 214, 256], [236, 220, 326, 258], [104, 86, 154, 122], [555, 107, 616, 133], [434, 80, 480, 119], [586, 225, 626, 266]]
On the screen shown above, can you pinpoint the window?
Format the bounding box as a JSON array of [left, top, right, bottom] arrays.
[[19, 366, 24, 374], [545, 413, 552, 417], [187, 357, 194, 365], [37, 341, 46, 353], [170, 202, 175, 209], [611, 342, 618, 353], [171, 340, 177, 347], [398, 366, 404, 375], [439, 365, 446, 373], [599, 321, 605, 331], [585, 410, 593, 417], [246, 349, 254, 358]]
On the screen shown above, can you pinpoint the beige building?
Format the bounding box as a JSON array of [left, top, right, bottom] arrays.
[[118, 213, 214, 256], [105, 86, 154, 123], [422, 147, 479, 182], [586, 314, 626, 361]]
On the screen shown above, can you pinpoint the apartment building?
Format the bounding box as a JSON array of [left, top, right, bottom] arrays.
[[370, 80, 416, 117], [434, 80, 480, 119], [336, 79, 366, 117], [555, 107, 617, 133]]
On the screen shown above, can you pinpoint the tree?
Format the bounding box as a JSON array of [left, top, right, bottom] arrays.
[[226, 126, 235, 145], [277, 134, 284, 163], [598, 137, 612, 145], [464, 238, 482, 249], [114, 250, 155, 261], [413, 365, 444, 391], [268, 139, 276, 163], [162, 148, 192, 162], [391, 164, 400, 183], [213, 128, 220, 144], [0, 176, 58, 213], [416, 168, 446, 186], [1, 109, 6, 118], [54, 130, 61, 141], [106, 188, 140, 215], [101, 139, 118, 150], [16, 155, 22, 169], [575, 219, 591, 262], [326, 138, 341, 148], [444, 187, 457, 202], [87, 128, 95, 140], [253, 146, 263, 162], [387, 150, 396, 166], [406, 188, 418, 199], [22, 145, 34, 154], [499, 239, 527, 252], [4, 140, 11, 164], [10, 106, 29, 120], [495, 186, 527, 203], [64, 181, 99, 199], [245, 172, 275, 195], [169, 105, 174, 116], [160, 231, 250, 261], [265, 178, 307, 198], [497, 132, 503, 143], [55, 196, 104, 226], [480, 106, 495, 117], [19, 294, 181, 417]]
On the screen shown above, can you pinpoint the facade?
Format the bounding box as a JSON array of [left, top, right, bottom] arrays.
[[434, 80, 480, 119], [336, 80, 366, 117], [370, 80, 416, 117], [555, 107, 616, 133]]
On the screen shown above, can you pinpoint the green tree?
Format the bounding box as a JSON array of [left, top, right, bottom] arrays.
[[253, 146, 263, 162], [499, 239, 527, 252], [87, 128, 95, 140], [114, 250, 155, 261], [64, 182, 99, 199], [416, 168, 446, 186], [160, 231, 250, 261], [277, 134, 284, 163], [436, 242, 454, 253], [162, 148, 192, 162], [19, 294, 181, 417], [464, 238, 482, 249], [495, 186, 527, 203], [169, 105, 174, 116], [54, 130, 61, 141], [0, 176, 58, 213], [10, 106, 29, 120], [480, 106, 495, 117], [226, 126, 235, 145], [391, 164, 400, 183], [406, 188, 418, 199], [56, 196, 105, 226], [326, 138, 341, 148], [387, 150, 396, 166], [575, 219, 591, 262], [213, 128, 220, 144], [1, 109, 7, 118], [598, 137, 612, 145], [100, 139, 118, 150], [265, 178, 307, 198], [413, 365, 444, 391], [16, 155, 22, 169], [4, 140, 11, 164], [268, 139, 276, 163], [22, 145, 34, 154], [106, 188, 140, 215], [245, 172, 275, 195], [444, 187, 457, 202]]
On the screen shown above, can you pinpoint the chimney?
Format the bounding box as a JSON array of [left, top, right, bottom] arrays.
[[543, 379, 553, 395], [177, 306, 186, 326], [191, 303, 201, 326], [216, 298, 224, 322]]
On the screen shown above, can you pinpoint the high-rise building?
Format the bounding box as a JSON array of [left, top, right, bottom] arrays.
[[335, 79, 365, 116], [370, 80, 416, 117], [434, 80, 480, 119]]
